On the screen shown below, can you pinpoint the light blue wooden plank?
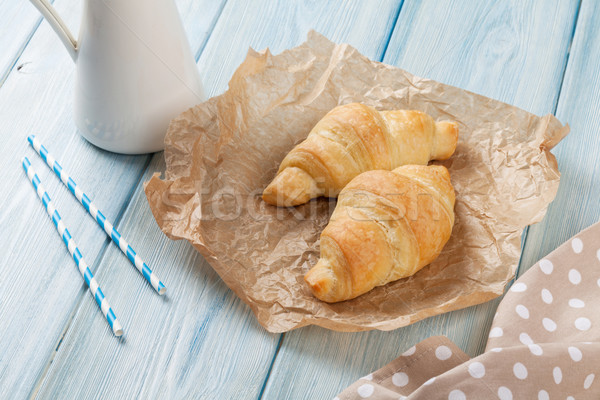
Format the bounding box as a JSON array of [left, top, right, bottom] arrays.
[[0, 0, 225, 397], [518, 0, 600, 276], [34, 1, 405, 399], [0, 0, 49, 87], [262, 1, 579, 399]]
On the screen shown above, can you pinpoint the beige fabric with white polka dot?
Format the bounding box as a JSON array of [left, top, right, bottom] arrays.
[[335, 222, 600, 399]]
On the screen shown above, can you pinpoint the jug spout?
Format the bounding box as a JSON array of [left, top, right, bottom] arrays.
[[29, 0, 78, 61]]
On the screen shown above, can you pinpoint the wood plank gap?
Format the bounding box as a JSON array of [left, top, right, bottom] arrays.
[[27, 154, 152, 398], [257, 333, 285, 400], [194, 0, 229, 62], [549, 0, 583, 117], [378, 0, 405, 62], [512, 0, 582, 284], [507, 226, 530, 290]]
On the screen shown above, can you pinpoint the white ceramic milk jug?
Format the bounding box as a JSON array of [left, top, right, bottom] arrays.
[[29, 0, 204, 154]]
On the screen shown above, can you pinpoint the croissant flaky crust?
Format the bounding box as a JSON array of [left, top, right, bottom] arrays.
[[262, 103, 458, 206], [304, 165, 456, 303]]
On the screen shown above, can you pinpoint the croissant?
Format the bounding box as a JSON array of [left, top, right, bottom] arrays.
[[262, 103, 458, 206], [304, 164, 455, 303]]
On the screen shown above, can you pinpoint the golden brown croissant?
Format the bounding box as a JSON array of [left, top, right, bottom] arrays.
[[304, 164, 455, 302], [262, 103, 458, 206]]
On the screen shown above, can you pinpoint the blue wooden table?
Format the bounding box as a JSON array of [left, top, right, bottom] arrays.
[[1, 1, 599, 398]]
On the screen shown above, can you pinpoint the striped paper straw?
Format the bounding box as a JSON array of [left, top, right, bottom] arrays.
[[22, 157, 123, 336], [27, 135, 166, 295]]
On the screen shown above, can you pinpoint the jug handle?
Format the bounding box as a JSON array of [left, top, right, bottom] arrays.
[[29, 0, 78, 61]]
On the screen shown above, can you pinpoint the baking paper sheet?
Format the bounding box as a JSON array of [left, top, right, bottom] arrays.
[[144, 31, 569, 332]]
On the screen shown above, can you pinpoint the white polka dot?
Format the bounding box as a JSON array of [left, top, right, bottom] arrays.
[[510, 282, 527, 292], [490, 347, 503, 352], [598, 278, 600, 288], [357, 383, 374, 398], [566, 397, 574, 400], [584, 373, 595, 389], [568, 346, 582, 362], [489, 327, 503, 338], [392, 372, 409, 387], [513, 362, 528, 380], [423, 377, 436, 386], [519, 333, 533, 345], [515, 304, 529, 319], [448, 389, 466, 400], [361, 373, 373, 381], [575, 317, 591, 331], [541, 288, 553, 304], [468, 362, 485, 378], [528, 344, 543, 356], [543, 318, 557, 332], [537, 390, 549, 400], [539, 259, 553, 274], [334, 397, 340, 400], [553, 367, 562, 384], [402, 346, 416, 356], [497, 386, 513, 400], [569, 269, 582, 285], [435, 345, 452, 360], [569, 298, 585, 308], [572, 238, 583, 253], [597, 249, 600, 262]]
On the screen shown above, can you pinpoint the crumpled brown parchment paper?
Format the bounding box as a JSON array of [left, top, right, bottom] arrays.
[[144, 31, 569, 333]]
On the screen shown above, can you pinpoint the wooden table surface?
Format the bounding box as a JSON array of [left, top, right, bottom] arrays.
[[1, 0, 599, 398]]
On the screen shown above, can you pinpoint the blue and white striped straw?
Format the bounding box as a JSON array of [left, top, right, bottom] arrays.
[[22, 157, 123, 337], [27, 135, 166, 295]]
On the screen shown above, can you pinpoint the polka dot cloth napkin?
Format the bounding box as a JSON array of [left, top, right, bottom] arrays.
[[335, 222, 600, 399]]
